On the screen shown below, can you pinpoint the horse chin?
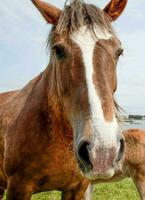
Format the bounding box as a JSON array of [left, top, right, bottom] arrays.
[[81, 159, 124, 182], [85, 168, 115, 181], [77, 159, 116, 181]]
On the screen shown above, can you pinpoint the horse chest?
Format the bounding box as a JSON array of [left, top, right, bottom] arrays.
[[34, 143, 84, 192]]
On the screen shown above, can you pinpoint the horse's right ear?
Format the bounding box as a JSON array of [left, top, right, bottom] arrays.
[[31, 0, 62, 25]]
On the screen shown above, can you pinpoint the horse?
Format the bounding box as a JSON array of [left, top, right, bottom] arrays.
[[0, 0, 128, 199], [87, 128, 145, 200]]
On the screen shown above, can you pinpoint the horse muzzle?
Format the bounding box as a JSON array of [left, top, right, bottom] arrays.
[[76, 136, 125, 180]]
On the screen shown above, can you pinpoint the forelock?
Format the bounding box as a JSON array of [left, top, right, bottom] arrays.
[[48, 0, 116, 47]]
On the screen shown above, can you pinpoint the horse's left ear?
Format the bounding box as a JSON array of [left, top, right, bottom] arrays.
[[32, 0, 62, 24], [103, 0, 128, 21]]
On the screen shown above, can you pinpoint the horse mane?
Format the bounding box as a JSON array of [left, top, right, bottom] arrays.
[[114, 100, 122, 123]]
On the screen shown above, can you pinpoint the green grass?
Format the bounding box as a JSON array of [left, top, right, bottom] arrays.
[[3, 178, 140, 200], [92, 179, 139, 200], [32, 191, 61, 200]]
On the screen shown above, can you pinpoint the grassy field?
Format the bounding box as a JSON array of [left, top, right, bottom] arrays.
[[4, 178, 139, 200], [32, 179, 139, 200]]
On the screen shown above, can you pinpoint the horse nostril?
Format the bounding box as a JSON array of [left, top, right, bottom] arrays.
[[117, 138, 125, 162], [77, 140, 91, 166]]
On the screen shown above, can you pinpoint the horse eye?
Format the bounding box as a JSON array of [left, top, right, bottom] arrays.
[[116, 49, 124, 57], [54, 45, 66, 60]]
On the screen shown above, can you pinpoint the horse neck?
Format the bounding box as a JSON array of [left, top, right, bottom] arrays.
[[37, 68, 73, 141]]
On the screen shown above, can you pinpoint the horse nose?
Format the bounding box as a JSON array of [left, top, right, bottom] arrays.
[[77, 137, 125, 166], [77, 136, 125, 179], [77, 140, 91, 167], [116, 137, 125, 162]]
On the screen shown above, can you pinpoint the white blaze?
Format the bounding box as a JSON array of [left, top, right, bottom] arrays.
[[71, 26, 119, 155]]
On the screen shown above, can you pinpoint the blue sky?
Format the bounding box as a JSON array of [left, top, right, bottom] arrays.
[[0, 0, 145, 115]]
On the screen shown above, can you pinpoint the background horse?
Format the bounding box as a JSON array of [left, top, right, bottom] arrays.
[[0, 0, 127, 199]]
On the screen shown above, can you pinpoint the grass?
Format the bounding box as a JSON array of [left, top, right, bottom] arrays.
[[92, 179, 139, 200], [4, 178, 139, 200], [33, 179, 139, 200]]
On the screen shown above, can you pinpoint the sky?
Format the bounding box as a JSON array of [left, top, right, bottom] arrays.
[[0, 0, 145, 115]]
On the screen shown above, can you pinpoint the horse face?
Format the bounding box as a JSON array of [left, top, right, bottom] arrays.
[[50, 27, 124, 180], [32, 0, 127, 180], [69, 28, 124, 180]]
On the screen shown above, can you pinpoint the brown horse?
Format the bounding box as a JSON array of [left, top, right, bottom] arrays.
[[88, 129, 145, 200], [0, 0, 127, 199]]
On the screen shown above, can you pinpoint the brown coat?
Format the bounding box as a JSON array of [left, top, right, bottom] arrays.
[[0, 74, 89, 200]]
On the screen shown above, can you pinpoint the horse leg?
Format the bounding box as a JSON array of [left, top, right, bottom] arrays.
[[132, 175, 145, 200], [62, 191, 75, 200], [83, 184, 94, 200], [129, 164, 145, 200], [62, 180, 89, 200], [62, 190, 87, 200], [131, 175, 145, 200], [6, 176, 33, 200], [0, 188, 5, 200]]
